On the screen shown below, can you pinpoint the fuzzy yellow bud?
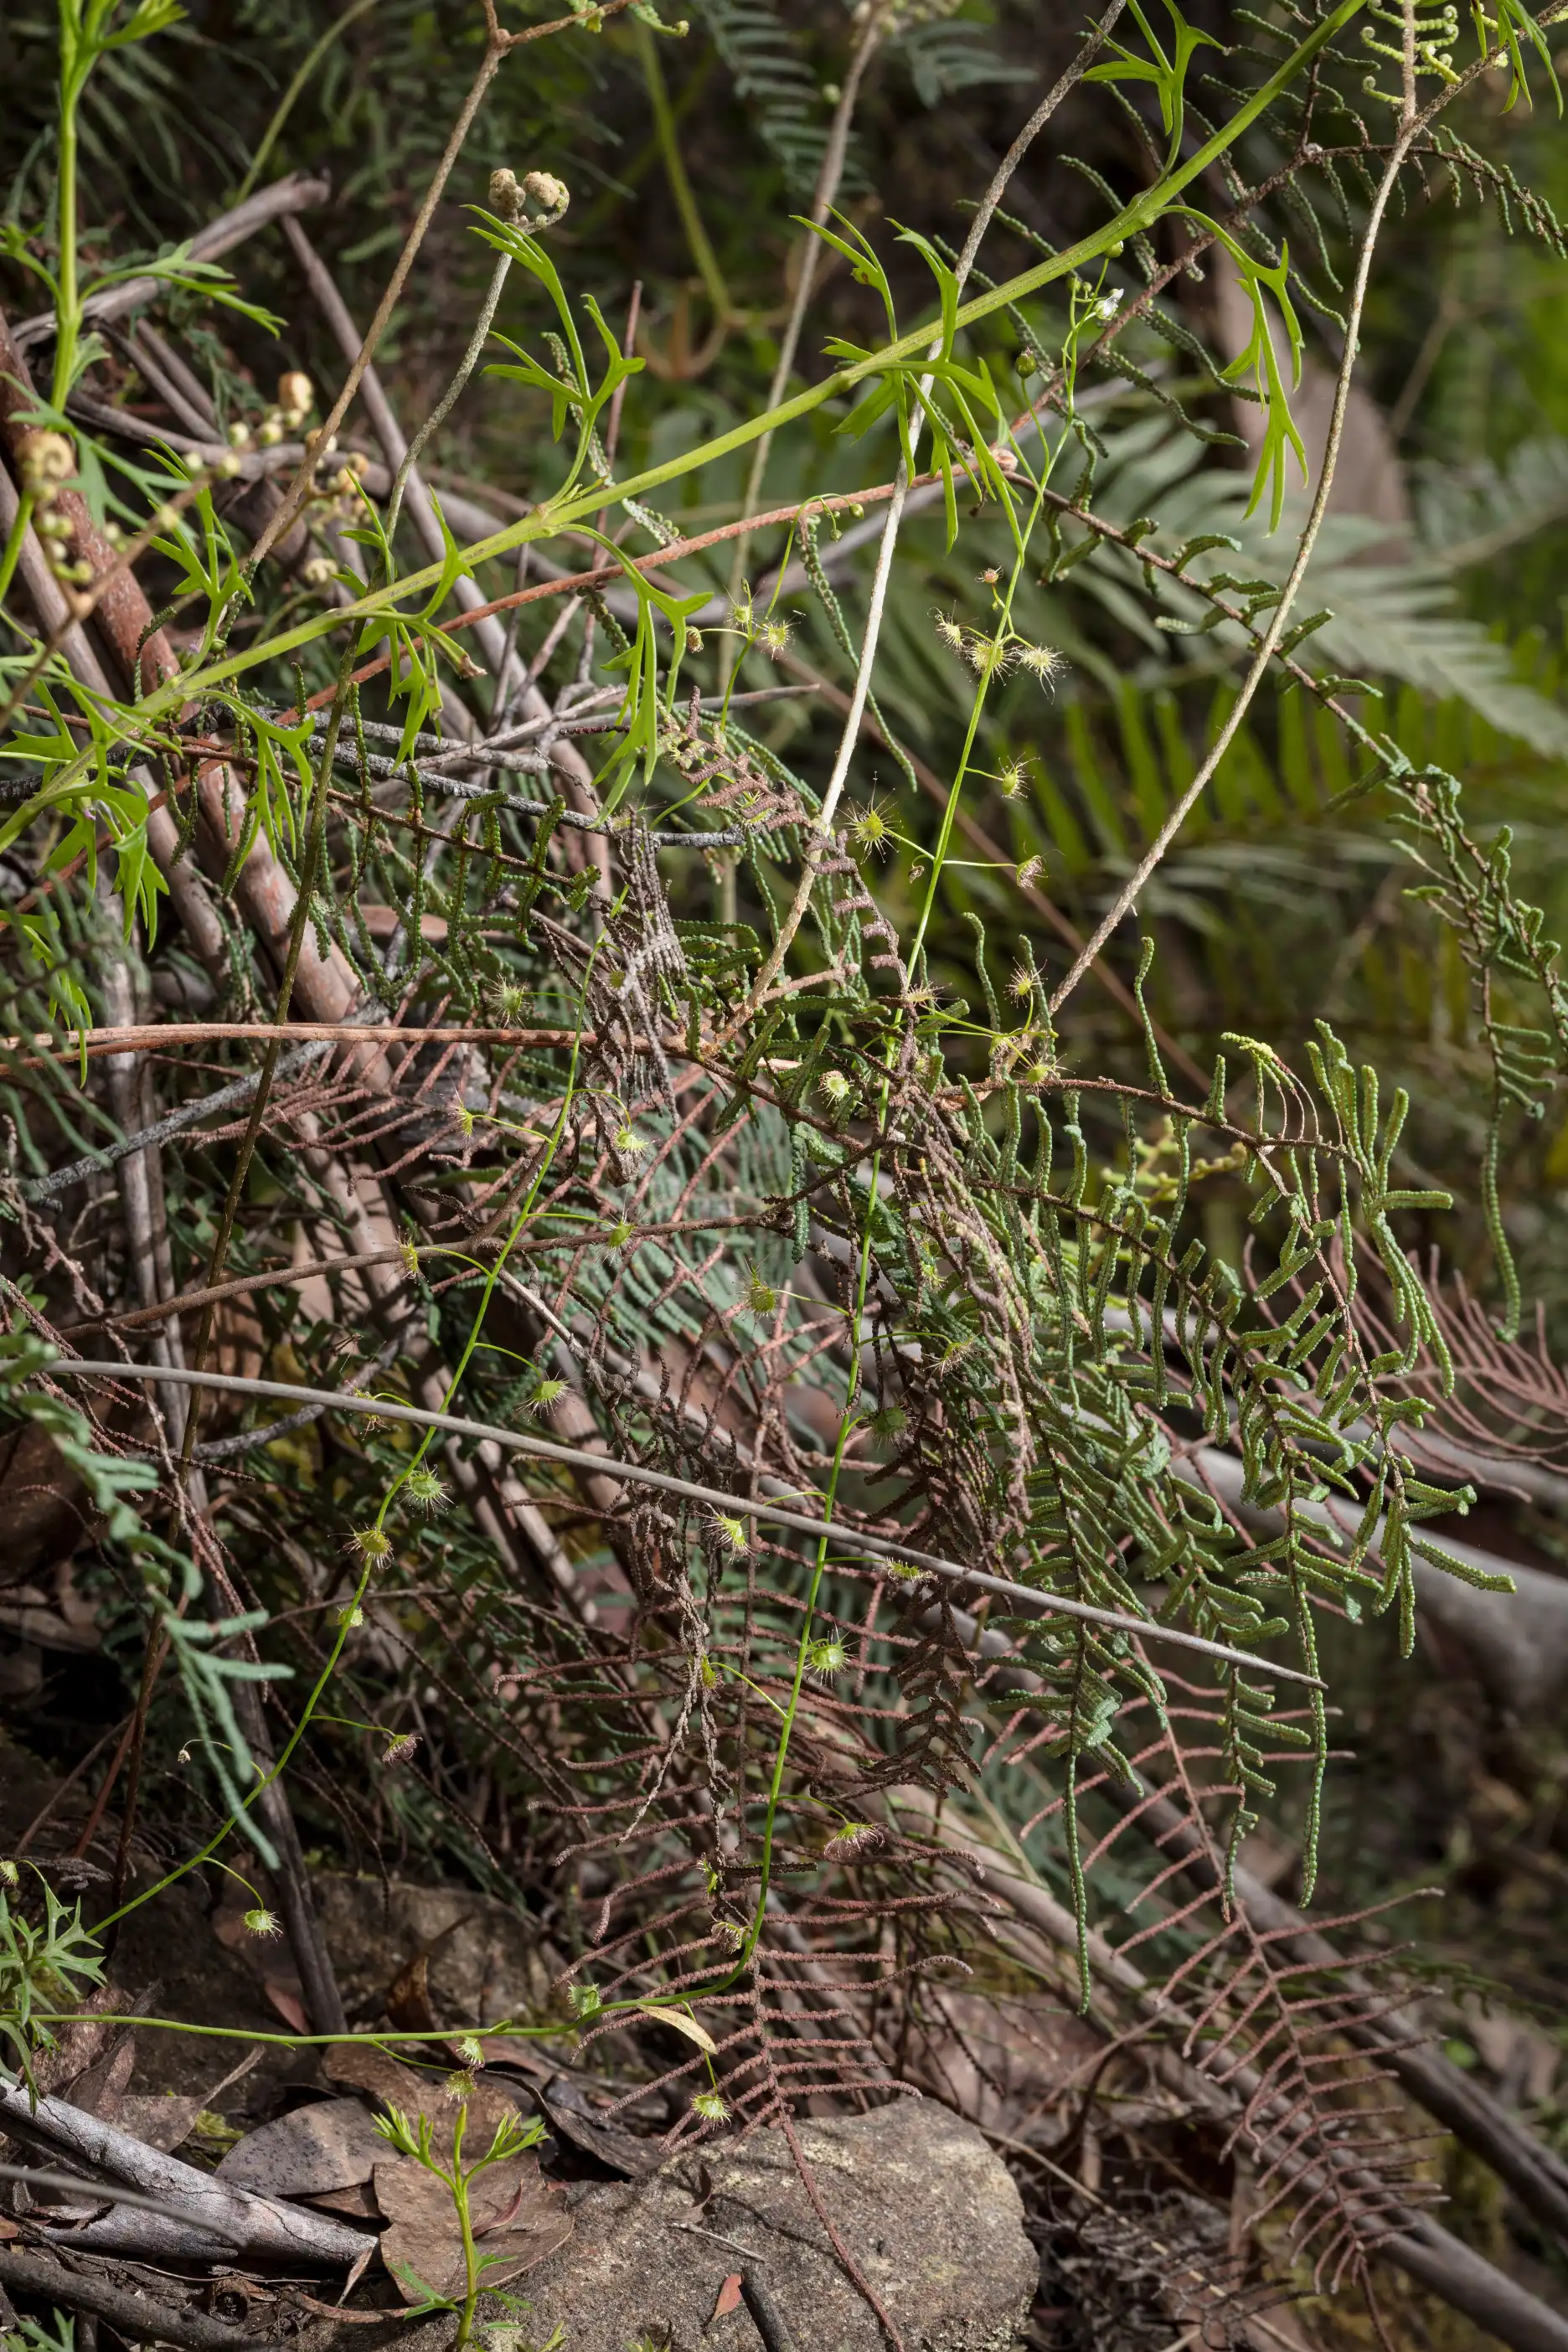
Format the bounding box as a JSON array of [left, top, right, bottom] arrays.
[[18, 430, 75, 495], [523, 170, 570, 219], [489, 168, 523, 219], [277, 370, 314, 420]]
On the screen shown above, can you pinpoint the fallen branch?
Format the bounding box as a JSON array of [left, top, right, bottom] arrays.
[[47, 1361, 1322, 1684], [0, 2249, 275, 2352], [0, 2079, 368, 2269], [9, 173, 333, 350]]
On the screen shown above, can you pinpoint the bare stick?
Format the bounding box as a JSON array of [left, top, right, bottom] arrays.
[[737, 0, 1131, 1011], [8, 173, 332, 350], [0, 2249, 276, 2352], [49, 1361, 1321, 1684], [1048, 78, 1422, 1017]]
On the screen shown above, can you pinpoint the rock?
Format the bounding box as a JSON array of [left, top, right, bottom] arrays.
[[481, 2097, 1035, 2352], [311, 1875, 554, 2026]]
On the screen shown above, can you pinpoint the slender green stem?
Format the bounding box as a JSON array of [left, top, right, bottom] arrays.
[[93, 895, 625, 1935], [23, 0, 1362, 778], [53, 6, 83, 410], [234, 0, 379, 206], [636, 18, 731, 322]]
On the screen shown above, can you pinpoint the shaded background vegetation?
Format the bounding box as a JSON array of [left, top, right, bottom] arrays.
[[6, 2, 1568, 2342]]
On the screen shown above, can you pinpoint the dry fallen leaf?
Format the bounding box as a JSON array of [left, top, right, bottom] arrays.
[[538, 2073, 662, 2181], [217, 2098, 391, 2197], [384, 1949, 438, 2035], [304, 2181, 383, 2221], [710, 2273, 744, 2320], [115, 2093, 208, 2154], [324, 2046, 527, 2164], [373, 2153, 570, 2304]]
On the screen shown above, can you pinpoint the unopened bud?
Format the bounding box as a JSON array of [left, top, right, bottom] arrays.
[[522, 170, 570, 219], [227, 420, 252, 451], [302, 554, 336, 586], [277, 369, 314, 420], [489, 168, 522, 220], [18, 430, 75, 494]]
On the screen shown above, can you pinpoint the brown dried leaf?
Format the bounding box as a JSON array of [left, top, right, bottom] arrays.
[[384, 1950, 437, 2035], [217, 2099, 390, 2196], [373, 2154, 570, 2304], [115, 2094, 207, 2153], [304, 2182, 383, 2220], [324, 2047, 524, 2164], [710, 2274, 744, 2320]]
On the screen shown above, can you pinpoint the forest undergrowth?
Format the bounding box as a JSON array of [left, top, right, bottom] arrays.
[[4, 1, 1568, 2348]]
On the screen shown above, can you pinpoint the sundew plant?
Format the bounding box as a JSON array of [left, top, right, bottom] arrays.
[[3, 0, 1568, 2318]]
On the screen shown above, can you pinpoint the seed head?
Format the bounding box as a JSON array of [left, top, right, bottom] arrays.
[[804, 1635, 848, 1680], [348, 1526, 390, 1563], [998, 757, 1029, 799], [526, 1377, 568, 1419], [714, 1513, 749, 1554], [383, 1731, 420, 1767], [691, 2091, 730, 2122], [244, 1906, 281, 1938]]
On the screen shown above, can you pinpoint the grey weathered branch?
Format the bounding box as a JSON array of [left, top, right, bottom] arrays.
[[0, 2248, 274, 2352], [11, 173, 333, 349], [0, 2079, 368, 2267]]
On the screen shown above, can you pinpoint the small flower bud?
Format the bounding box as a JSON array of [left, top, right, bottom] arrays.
[[227, 420, 252, 450], [522, 170, 570, 219], [277, 370, 314, 420], [383, 1731, 420, 1767], [18, 430, 75, 493], [302, 554, 336, 586], [489, 168, 523, 220]]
